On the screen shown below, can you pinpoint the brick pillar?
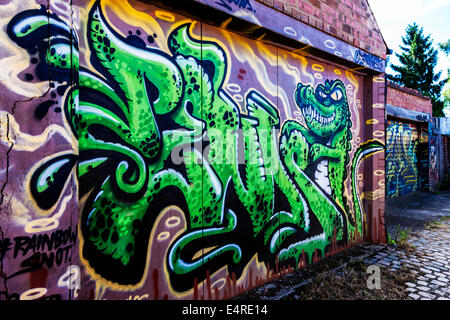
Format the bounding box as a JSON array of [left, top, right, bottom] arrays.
[[362, 75, 386, 244]]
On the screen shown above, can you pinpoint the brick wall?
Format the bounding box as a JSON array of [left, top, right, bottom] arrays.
[[387, 82, 433, 115], [259, 0, 387, 59]]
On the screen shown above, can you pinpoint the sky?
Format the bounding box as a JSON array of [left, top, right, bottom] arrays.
[[367, 0, 450, 80]]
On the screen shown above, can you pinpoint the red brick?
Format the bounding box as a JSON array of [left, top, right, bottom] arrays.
[[256, 0, 386, 59]]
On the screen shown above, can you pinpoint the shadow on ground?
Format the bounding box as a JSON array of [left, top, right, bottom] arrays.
[[233, 191, 450, 300], [386, 190, 450, 234]]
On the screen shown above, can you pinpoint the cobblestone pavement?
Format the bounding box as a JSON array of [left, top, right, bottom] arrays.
[[364, 219, 450, 300]]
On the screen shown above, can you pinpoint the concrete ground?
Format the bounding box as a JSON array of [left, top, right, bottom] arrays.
[[234, 190, 450, 300], [385, 190, 450, 234]]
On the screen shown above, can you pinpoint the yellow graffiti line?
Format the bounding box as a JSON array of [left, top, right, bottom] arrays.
[[362, 189, 385, 201], [374, 170, 385, 176], [192, 246, 218, 260], [373, 103, 384, 109], [101, 0, 167, 50], [348, 66, 366, 72], [373, 77, 385, 83], [231, 253, 267, 292], [288, 52, 315, 86], [345, 70, 361, 146], [373, 130, 385, 137], [20, 288, 47, 300], [220, 30, 291, 117], [278, 53, 301, 83], [256, 41, 277, 66], [334, 69, 342, 75], [220, 17, 233, 29], [25, 191, 74, 233], [95, 283, 107, 300], [0, 111, 74, 151], [292, 45, 311, 54], [165, 216, 181, 228], [256, 33, 267, 41], [366, 119, 379, 125], [345, 70, 358, 88], [155, 10, 175, 22], [312, 64, 324, 72], [157, 231, 170, 241]]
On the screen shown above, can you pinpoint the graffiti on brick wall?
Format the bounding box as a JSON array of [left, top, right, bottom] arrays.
[[3, 0, 383, 299], [353, 49, 384, 72], [215, 0, 254, 12], [386, 121, 419, 198]]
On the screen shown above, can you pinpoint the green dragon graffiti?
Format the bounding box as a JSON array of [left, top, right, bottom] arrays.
[[9, 1, 383, 292]]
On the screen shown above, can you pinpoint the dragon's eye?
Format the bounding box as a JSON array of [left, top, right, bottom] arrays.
[[330, 89, 343, 101], [319, 90, 327, 98]]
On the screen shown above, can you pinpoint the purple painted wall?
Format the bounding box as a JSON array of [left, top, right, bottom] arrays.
[[0, 0, 386, 300]]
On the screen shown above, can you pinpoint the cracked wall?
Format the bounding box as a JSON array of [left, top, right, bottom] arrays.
[[0, 0, 79, 300]]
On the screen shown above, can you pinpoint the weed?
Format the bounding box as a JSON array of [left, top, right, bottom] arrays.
[[425, 218, 449, 230], [388, 226, 415, 252]]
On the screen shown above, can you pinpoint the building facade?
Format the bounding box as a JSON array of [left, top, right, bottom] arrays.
[[0, 0, 387, 300]]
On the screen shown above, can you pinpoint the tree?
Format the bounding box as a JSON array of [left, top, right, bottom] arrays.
[[387, 23, 447, 117], [439, 39, 450, 116], [439, 40, 450, 56]]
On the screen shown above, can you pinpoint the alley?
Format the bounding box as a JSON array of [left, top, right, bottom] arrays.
[[379, 191, 450, 300]]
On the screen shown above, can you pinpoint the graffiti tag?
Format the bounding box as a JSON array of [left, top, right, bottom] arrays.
[[215, 0, 254, 12]]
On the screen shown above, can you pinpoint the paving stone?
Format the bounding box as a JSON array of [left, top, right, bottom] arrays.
[[433, 289, 447, 297], [431, 279, 447, 287], [405, 287, 416, 293], [425, 266, 442, 272], [420, 268, 432, 274], [416, 286, 430, 292], [408, 293, 420, 300], [417, 280, 428, 286], [437, 276, 449, 283], [437, 297, 450, 300], [417, 291, 435, 299]]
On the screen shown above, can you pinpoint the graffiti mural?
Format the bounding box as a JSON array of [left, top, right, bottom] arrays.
[[385, 120, 420, 198], [2, 0, 384, 300]]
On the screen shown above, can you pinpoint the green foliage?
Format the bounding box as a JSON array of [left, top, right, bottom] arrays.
[[439, 40, 450, 115], [439, 40, 450, 56], [387, 226, 413, 250], [387, 233, 396, 246], [387, 23, 447, 117]]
